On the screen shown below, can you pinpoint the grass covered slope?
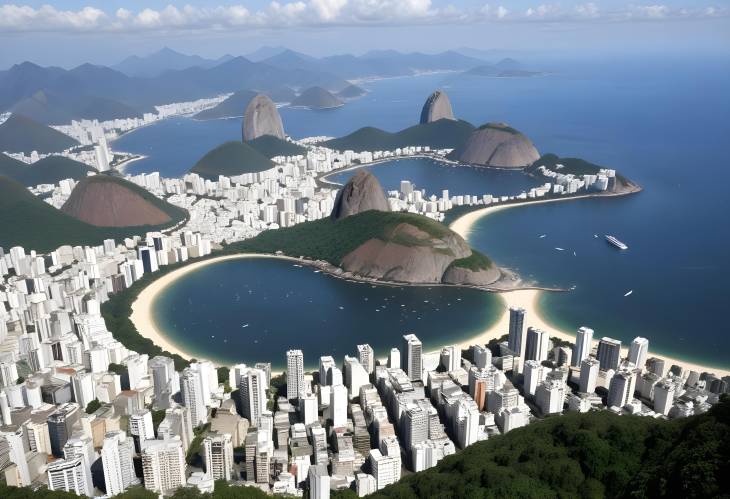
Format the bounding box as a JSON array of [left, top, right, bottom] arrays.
[[351, 396, 730, 499], [0, 114, 79, 154], [324, 119, 475, 152], [0, 153, 94, 186], [247, 135, 306, 158], [190, 141, 274, 179], [0, 175, 185, 252]]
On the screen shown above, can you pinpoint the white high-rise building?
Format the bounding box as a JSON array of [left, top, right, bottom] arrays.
[[181, 367, 207, 427], [579, 357, 600, 394], [240, 368, 266, 427], [71, 372, 96, 409], [607, 369, 638, 409], [343, 356, 369, 399], [203, 433, 234, 481], [525, 327, 550, 362], [319, 356, 336, 386], [369, 448, 401, 490], [286, 350, 305, 400], [571, 327, 594, 367], [47, 456, 94, 497], [535, 380, 566, 415], [388, 348, 400, 369], [628, 337, 649, 370], [403, 404, 428, 451], [522, 360, 545, 396], [299, 392, 318, 426], [471, 345, 491, 369], [653, 379, 675, 416], [357, 344, 375, 374], [402, 334, 423, 382], [141, 439, 186, 494], [356, 473, 377, 497], [440, 345, 460, 372], [507, 307, 526, 357], [308, 464, 330, 499], [0, 426, 31, 486], [329, 384, 347, 428], [149, 356, 179, 408], [101, 431, 138, 496], [129, 409, 155, 449], [597, 337, 622, 371]]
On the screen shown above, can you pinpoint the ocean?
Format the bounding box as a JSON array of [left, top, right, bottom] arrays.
[[117, 57, 730, 369]]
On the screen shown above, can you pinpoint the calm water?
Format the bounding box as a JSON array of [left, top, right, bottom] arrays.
[[124, 58, 730, 369], [152, 258, 502, 368], [325, 157, 540, 197]]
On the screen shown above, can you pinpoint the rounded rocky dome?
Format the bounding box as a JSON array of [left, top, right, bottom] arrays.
[[242, 94, 285, 141], [331, 171, 390, 220], [419, 90, 455, 124], [455, 122, 539, 168]]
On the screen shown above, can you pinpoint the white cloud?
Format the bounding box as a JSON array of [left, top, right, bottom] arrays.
[[0, 2, 727, 33]]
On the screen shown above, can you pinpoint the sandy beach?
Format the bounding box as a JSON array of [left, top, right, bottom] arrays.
[[449, 200, 730, 377]]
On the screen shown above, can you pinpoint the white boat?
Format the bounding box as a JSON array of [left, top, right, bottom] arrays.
[[624, 290, 633, 297], [555, 247, 565, 251], [241, 324, 249, 328], [573, 251, 577, 256], [605, 235, 628, 250], [539, 234, 547, 238]]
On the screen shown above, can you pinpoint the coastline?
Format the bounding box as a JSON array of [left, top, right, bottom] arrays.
[[449, 199, 730, 377]]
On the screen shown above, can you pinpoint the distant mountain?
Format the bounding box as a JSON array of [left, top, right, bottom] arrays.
[[62, 174, 186, 228], [113, 47, 233, 78], [324, 119, 475, 152], [0, 175, 180, 252], [247, 136, 306, 158], [0, 153, 93, 186], [266, 86, 297, 103], [0, 114, 79, 154], [193, 90, 258, 120], [290, 87, 343, 109], [10, 90, 142, 125], [190, 141, 274, 179], [337, 84, 367, 99], [261, 49, 319, 71], [245, 46, 289, 62]]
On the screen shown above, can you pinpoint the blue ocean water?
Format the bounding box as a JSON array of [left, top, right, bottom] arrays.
[[152, 258, 502, 368], [120, 57, 730, 369]]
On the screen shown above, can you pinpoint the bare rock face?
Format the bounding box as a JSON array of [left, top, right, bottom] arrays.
[[331, 171, 390, 221], [455, 122, 539, 168], [61, 176, 171, 227], [419, 90, 455, 124], [242, 94, 285, 141], [442, 265, 501, 286], [341, 223, 472, 283]]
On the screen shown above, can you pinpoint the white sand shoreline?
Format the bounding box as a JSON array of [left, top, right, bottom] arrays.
[[448, 200, 730, 377]]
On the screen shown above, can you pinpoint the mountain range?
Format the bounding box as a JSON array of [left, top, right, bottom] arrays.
[[0, 48, 502, 125]]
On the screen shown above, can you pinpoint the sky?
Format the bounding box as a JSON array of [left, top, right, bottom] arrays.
[[0, 1, 729, 68]]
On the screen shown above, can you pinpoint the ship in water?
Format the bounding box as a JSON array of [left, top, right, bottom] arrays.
[[605, 235, 628, 250]]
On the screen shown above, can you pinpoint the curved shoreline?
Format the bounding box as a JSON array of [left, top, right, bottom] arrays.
[[449, 199, 730, 377]]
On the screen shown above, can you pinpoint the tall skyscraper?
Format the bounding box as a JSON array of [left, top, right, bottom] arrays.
[[402, 334, 423, 382], [571, 327, 594, 367], [439, 345, 460, 373], [471, 345, 491, 369], [507, 307, 526, 357], [628, 337, 649, 369], [47, 456, 94, 497], [535, 380, 566, 415], [403, 404, 428, 451], [522, 360, 544, 396], [141, 439, 186, 494], [181, 367, 207, 427], [525, 327, 549, 362], [329, 384, 347, 428], [653, 379, 675, 416], [597, 337, 622, 371], [308, 464, 330, 499], [129, 409, 155, 453], [579, 357, 600, 394], [357, 344, 375, 374], [388, 348, 400, 369], [607, 369, 637, 408], [203, 433, 234, 481], [0, 425, 31, 486], [149, 356, 179, 409], [286, 350, 305, 400], [240, 368, 266, 427], [343, 356, 369, 399], [47, 403, 80, 457], [101, 431, 138, 496]]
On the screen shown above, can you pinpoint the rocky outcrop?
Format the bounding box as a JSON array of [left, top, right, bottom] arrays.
[[442, 265, 501, 286], [419, 90, 455, 124], [341, 222, 472, 283], [242, 94, 285, 141], [454, 122, 539, 168], [61, 175, 172, 227], [331, 171, 390, 220]]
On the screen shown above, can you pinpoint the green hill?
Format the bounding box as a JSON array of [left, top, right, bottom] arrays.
[[0, 153, 94, 186], [528, 153, 635, 191], [0, 114, 79, 154], [337, 395, 730, 499], [190, 141, 275, 179], [0, 175, 185, 253], [193, 90, 258, 120], [324, 119, 474, 152], [247, 135, 306, 158]]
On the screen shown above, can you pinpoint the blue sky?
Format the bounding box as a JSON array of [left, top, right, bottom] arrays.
[[1, 1, 728, 67]]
